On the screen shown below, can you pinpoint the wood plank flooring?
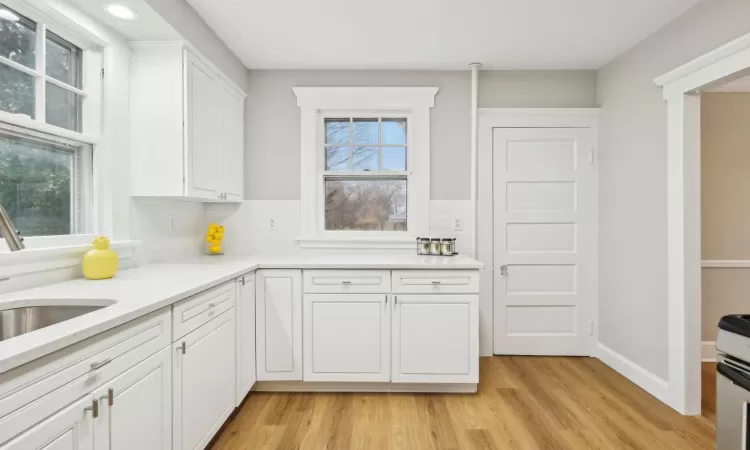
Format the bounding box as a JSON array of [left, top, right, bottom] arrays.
[[210, 357, 717, 450]]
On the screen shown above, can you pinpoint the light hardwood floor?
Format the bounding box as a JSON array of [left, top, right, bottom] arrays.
[[210, 357, 717, 450]]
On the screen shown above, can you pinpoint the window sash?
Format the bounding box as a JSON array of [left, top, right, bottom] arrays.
[[0, 4, 86, 130], [322, 116, 408, 173], [0, 121, 92, 238]]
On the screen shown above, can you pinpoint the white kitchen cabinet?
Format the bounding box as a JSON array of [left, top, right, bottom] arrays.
[[303, 294, 390, 382], [235, 273, 256, 405], [256, 269, 302, 381], [0, 396, 94, 450], [92, 347, 172, 450], [391, 294, 479, 384], [130, 42, 246, 201], [173, 309, 235, 450], [220, 83, 245, 202]]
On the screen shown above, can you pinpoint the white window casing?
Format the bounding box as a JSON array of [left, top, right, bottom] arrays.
[[293, 87, 438, 249]]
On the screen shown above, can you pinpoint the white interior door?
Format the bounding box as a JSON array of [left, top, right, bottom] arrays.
[[493, 127, 597, 356]]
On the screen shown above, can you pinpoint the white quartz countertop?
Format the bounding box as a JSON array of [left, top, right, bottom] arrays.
[[0, 254, 483, 374]]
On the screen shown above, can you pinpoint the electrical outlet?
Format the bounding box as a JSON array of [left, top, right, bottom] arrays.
[[268, 218, 277, 231], [167, 215, 176, 234], [453, 218, 463, 231]]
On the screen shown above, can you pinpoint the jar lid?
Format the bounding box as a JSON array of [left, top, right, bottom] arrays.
[[430, 238, 440, 241]]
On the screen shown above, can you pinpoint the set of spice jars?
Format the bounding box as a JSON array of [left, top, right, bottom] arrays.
[[417, 237, 457, 256]]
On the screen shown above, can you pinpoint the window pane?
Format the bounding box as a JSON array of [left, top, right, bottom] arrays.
[[382, 118, 406, 145], [46, 82, 81, 131], [353, 119, 378, 144], [46, 32, 82, 87], [325, 118, 350, 145], [352, 146, 377, 171], [325, 178, 407, 231], [381, 146, 406, 171], [0, 134, 75, 237], [0, 64, 34, 118], [325, 146, 349, 171], [0, 5, 35, 68]]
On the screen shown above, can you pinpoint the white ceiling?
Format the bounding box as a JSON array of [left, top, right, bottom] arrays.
[[69, 0, 179, 41], [185, 0, 701, 70]]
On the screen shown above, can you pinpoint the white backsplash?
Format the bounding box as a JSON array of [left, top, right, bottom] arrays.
[[206, 200, 474, 256], [131, 198, 208, 264]]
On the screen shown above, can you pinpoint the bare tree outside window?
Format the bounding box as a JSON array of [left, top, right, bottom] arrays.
[[323, 117, 408, 231]]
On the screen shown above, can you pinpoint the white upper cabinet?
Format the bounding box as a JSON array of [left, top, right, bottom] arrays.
[[130, 42, 246, 201]]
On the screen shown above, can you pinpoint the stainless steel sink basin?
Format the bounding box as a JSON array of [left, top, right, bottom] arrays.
[[0, 303, 112, 342]]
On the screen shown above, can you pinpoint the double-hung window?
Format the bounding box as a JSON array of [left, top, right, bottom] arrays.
[[324, 117, 408, 231], [295, 87, 437, 248], [0, 2, 97, 247]]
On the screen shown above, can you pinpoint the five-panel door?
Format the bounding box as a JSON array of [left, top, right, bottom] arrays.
[[492, 127, 597, 356]]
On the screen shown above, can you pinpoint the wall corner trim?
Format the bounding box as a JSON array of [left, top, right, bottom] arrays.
[[596, 343, 672, 407]]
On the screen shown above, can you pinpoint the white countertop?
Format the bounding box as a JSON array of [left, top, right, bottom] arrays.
[[0, 254, 483, 374]]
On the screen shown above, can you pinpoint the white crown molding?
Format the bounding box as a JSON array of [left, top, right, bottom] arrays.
[[654, 31, 750, 87], [292, 87, 438, 110]]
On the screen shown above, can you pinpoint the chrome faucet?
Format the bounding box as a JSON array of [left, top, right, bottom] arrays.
[[0, 203, 24, 251]]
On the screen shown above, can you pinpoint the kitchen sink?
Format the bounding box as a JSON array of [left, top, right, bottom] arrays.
[[0, 302, 114, 342]]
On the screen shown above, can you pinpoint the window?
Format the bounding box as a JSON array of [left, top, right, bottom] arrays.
[[0, 3, 84, 132], [324, 117, 408, 231], [0, 124, 91, 237], [0, 2, 98, 247], [294, 87, 437, 248]]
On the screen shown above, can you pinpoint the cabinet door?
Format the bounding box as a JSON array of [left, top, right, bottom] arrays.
[[1, 396, 94, 450], [93, 347, 171, 450], [173, 310, 235, 450], [184, 50, 221, 199], [304, 294, 390, 382], [256, 270, 302, 381], [392, 295, 479, 384], [220, 83, 245, 202], [235, 273, 256, 405]]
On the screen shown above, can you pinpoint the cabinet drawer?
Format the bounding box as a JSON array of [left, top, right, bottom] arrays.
[[172, 281, 235, 340], [303, 270, 391, 294], [0, 308, 171, 444], [392, 270, 479, 294]]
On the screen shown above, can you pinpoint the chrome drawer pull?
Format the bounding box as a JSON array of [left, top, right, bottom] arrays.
[[90, 359, 112, 371], [341, 281, 352, 285], [84, 399, 99, 418], [208, 303, 216, 308], [431, 281, 441, 285]]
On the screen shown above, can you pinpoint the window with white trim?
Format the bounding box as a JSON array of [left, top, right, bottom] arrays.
[[324, 117, 408, 231], [294, 87, 437, 248], [0, 2, 98, 244]]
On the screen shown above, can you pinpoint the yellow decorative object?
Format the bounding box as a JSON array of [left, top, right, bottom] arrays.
[[82, 236, 118, 280], [204, 223, 225, 255]]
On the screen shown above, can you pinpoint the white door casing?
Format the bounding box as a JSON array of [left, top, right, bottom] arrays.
[[492, 127, 598, 356]]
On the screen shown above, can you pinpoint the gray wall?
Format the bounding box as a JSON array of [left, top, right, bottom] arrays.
[[245, 70, 596, 201], [145, 0, 248, 90], [597, 0, 750, 379]]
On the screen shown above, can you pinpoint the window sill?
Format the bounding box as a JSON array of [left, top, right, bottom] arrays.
[[296, 236, 416, 250], [0, 240, 140, 279]]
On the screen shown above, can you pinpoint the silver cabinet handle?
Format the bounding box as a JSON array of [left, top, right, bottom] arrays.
[[90, 359, 112, 371], [341, 281, 352, 285], [99, 388, 113, 406], [208, 303, 216, 308], [431, 280, 441, 285], [179, 342, 186, 354], [385, 295, 388, 308], [395, 296, 398, 305], [84, 399, 99, 418]]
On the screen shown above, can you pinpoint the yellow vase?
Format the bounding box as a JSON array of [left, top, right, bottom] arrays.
[[82, 236, 118, 280]]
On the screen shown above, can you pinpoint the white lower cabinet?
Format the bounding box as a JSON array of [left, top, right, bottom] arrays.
[[0, 396, 94, 450], [173, 309, 235, 450], [391, 295, 479, 384], [235, 273, 256, 405], [93, 347, 172, 450], [256, 269, 302, 381], [303, 294, 390, 382]]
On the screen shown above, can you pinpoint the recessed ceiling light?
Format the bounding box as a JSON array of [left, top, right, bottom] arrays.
[[0, 8, 20, 21], [105, 4, 137, 20]]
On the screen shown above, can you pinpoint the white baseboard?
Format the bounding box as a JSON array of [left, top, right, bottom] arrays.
[[702, 341, 718, 362], [253, 381, 477, 393], [596, 343, 670, 405]]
